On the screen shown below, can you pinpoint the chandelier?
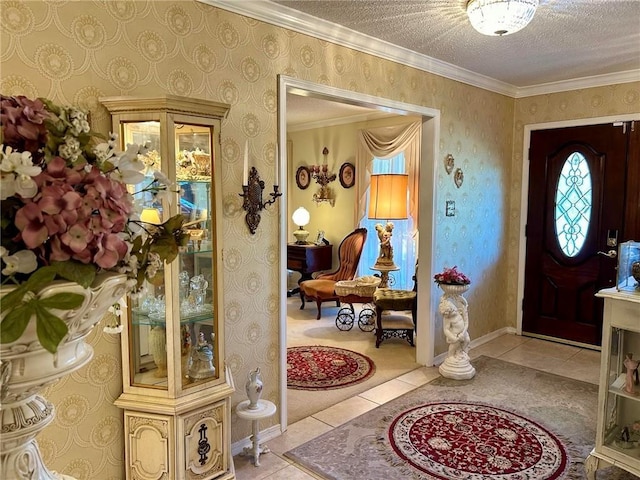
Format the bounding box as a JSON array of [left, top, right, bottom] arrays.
[[466, 0, 538, 36]]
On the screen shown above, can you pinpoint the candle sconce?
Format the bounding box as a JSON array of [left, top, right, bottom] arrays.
[[239, 166, 282, 234], [310, 147, 337, 206]]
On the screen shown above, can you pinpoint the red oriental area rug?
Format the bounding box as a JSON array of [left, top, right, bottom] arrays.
[[287, 345, 376, 390], [389, 402, 567, 479]]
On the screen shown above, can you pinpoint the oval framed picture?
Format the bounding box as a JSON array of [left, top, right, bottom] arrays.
[[296, 166, 311, 190], [339, 162, 355, 188]]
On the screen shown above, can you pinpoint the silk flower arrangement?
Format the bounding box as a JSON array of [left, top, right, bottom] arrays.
[[0, 95, 189, 353]]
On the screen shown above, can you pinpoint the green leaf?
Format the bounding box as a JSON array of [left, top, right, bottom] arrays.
[[0, 284, 29, 312], [0, 304, 34, 343], [25, 267, 57, 292], [34, 304, 68, 354], [39, 293, 85, 310], [163, 215, 185, 233], [50, 261, 96, 288]]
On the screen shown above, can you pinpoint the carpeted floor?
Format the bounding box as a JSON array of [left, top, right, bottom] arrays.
[[287, 345, 376, 390], [287, 298, 419, 424], [285, 356, 637, 480]]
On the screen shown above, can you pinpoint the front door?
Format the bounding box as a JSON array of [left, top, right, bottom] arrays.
[[523, 123, 635, 346]]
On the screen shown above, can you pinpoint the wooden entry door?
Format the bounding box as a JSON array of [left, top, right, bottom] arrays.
[[523, 123, 637, 346]]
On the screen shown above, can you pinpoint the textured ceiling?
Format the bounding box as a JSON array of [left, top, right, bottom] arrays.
[[272, 0, 640, 88]]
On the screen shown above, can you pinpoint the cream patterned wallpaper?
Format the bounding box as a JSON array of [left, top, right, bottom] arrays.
[[1, 1, 638, 478]]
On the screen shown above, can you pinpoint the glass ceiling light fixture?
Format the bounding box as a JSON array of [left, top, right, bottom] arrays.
[[466, 0, 538, 36]]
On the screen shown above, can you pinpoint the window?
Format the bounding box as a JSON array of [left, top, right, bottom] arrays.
[[554, 152, 592, 257], [359, 153, 417, 289]]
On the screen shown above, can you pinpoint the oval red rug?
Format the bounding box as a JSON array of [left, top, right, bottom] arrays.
[[287, 345, 376, 390], [389, 402, 568, 479]]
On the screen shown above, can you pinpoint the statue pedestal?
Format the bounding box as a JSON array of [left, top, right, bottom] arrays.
[[439, 353, 476, 379], [438, 283, 475, 380]]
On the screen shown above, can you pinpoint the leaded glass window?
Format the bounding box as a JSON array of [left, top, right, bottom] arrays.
[[554, 152, 592, 257]]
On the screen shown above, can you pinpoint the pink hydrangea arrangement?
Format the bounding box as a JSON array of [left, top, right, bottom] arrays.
[[0, 94, 189, 353], [433, 266, 471, 286]]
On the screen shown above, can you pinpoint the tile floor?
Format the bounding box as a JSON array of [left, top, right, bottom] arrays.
[[232, 334, 602, 479]]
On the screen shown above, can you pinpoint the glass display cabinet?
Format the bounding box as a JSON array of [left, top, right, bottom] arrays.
[[101, 95, 235, 480], [585, 288, 640, 479]]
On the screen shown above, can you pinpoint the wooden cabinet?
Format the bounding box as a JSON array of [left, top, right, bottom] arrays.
[[101, 95, 235, 480], [585, 288, 640, 479], [287, 243, 333, 282]]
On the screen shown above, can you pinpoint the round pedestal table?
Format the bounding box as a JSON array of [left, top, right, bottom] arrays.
[[236, 399, 277, 466]]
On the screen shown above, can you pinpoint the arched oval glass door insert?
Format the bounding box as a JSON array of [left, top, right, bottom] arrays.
[[554, 151, 592, 257]]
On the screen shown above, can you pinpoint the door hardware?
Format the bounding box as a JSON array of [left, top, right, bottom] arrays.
[[597, 249, 617, 259]]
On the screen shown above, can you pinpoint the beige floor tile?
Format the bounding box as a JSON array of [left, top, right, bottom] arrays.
[[509, 337, 581, 360], [544, 351, 602, 385], [469, 334, 530, 359], [571, 347, 602, 366], [267, 417, 333, 455], [358, 377, 417, 404], [396, 366, 441, 386], [311, 395, 379, 427], [498, 348, 573, 373], [262, 463, 323, 479], [233, 451, 292, 480]]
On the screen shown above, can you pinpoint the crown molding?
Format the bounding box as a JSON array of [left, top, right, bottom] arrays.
[[205, 1, 640, 99], [514, 70, 640, 98]]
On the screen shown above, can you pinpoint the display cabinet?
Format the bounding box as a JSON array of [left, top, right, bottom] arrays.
[[585, 288, 640, 479], [101, 95, 235, 480]]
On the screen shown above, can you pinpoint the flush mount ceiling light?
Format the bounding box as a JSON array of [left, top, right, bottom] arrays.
[[467, 0, 538, 36]]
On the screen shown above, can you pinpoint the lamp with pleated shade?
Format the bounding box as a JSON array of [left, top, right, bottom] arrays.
[[368, 174, 408, 270]]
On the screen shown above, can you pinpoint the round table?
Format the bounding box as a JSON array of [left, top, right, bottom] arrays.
[[236, 399, 277, 466]]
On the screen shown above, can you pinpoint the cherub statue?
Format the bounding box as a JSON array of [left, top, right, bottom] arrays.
[[375, 222, 395, 265], [439, 295, 470, 360]]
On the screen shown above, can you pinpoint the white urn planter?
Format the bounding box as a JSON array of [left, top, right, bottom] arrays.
[[438, 283, 476, 380], [0, 272, 128, 480]]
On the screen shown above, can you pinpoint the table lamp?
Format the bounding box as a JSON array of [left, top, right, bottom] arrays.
[[292, 207, 311, 244], [140, 207, 162, 225], [368, 174, 408, 270]]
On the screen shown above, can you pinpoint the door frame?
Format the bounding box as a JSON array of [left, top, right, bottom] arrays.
[[516, 113, 640, 346], [278, 75, 440, 430]]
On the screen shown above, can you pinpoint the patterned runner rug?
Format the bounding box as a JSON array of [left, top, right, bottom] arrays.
[[285, 356, 636, 479], [287, 345, 376, 390]]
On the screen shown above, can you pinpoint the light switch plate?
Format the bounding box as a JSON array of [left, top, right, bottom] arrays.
[[446, 200, 455, 217]]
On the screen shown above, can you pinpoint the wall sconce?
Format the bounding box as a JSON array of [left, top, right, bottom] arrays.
[[311, 147, 336, 206], [239, 141, 282, 234]]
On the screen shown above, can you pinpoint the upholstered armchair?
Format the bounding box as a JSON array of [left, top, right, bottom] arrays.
[[299, 228, 368, 319]]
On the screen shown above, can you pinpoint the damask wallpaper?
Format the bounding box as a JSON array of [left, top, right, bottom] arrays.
[[1, 1, 638, 478]]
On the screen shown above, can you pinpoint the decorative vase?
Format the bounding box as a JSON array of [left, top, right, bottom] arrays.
[[0, 272, 128, 480], [245, 367, 263, 410], [439, 283, 470, 296], [148, 326, 168, 378]]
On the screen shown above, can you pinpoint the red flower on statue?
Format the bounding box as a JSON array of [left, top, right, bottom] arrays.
[[433, 266, 471, 286]]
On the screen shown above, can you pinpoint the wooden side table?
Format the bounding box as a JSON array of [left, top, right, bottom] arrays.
[[236, 399, 277, 467], [286, 243, 332, 295]]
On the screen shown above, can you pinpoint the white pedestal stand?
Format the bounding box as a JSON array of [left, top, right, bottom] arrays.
[[236, 399, 277, 467], [437, 284, 475, 380]]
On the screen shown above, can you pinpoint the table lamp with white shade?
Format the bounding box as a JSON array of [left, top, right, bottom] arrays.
[[292, 207, 311, 244]]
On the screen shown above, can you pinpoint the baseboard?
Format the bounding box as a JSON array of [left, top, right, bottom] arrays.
[[231, 423, 283, 457], [432, 326, 518, 365]]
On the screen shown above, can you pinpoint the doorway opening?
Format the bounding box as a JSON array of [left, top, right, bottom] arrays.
[[278, 76, 440, 430]]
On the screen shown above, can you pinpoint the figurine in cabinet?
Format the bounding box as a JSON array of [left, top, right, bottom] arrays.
[[623, 353, 639, 394], [189, 331, 216, 380]]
